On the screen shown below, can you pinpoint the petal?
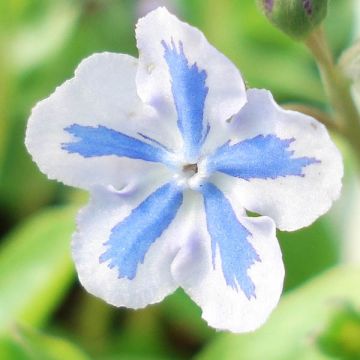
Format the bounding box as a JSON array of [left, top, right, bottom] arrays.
[[99, 182, 183, 279], [73, 179, 188, 308], [25, 52, 176, 190], [210, 89, 343, 231], [136, 7, 246, 159], [171, 184, 284, 332], [62, 124, 173, 164], [206, 135, 319, 180], [161, 40, 209, 161]]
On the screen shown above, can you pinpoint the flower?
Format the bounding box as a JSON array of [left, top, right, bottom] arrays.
[[25, 7, 342, 332]]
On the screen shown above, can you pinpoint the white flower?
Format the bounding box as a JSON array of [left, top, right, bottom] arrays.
[[25, 7, 343, 332]]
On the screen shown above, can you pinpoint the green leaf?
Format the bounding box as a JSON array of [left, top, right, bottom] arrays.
[[0, 206, 76, 334], [325, 0, 355, 56], [0, 336, 29, 360], [0, 325, 90, 360], [161, 289, 214, 341], [278, 219, 339, 291], [318, 305, 360, 359], [110, 307, 173, 360], [196, 266, 360, 360], [184, 0, 325, 103], [183, 0, 354, 104], [7, 2, 80, 72]]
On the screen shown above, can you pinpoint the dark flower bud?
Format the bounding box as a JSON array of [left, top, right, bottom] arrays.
[[258, 0, 328, 39]]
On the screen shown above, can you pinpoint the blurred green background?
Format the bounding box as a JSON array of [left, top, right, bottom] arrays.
[[1, 0, 360, 359]]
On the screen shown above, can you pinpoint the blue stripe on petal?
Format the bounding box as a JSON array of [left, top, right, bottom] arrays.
[[99, 182, 183, 280], [206, 134, 320, 180], [200, 182, 260, 299], [62, 124, 172, 164], [162, 39, 209, 161]]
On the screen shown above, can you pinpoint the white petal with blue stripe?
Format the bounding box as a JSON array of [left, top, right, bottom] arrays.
[[210, 89, 343, 231], [171, 188, 284, 332], [26, 53, 177, 190], [72, 180, 190, 308], [136, 7, 247, 160]]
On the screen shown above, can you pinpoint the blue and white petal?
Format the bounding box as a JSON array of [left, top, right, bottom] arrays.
[[25, 53, 176, 190], [72, 179, 189, 308], [136, 7, 247, 161], [209, 89, 343, 231], [171, 187, 284, 332]]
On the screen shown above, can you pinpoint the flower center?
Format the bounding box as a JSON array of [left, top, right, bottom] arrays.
[[173, 160, 208, 190], [182, 163, 198, 178]]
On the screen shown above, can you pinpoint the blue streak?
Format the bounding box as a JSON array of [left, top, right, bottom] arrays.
[[99, 182, 183, 280], [62, 124, 171, 164], [206, 134, 319, 180], [162, 39, 209, 161], [200, 182, 260, 299]]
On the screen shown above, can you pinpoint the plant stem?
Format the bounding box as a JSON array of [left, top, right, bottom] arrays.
[[305, 26, 360, 166]]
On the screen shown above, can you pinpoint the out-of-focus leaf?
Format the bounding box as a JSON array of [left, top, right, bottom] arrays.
[[0, 2, 80, 217], [161, 289, 214, 341], [278, 219, 339, 291], [111, 308, 172, 360], [318, 305, 360, 359], [0, 132, 58, 219], [0, 325, 90, 360], [0, 206, 76, 334], [0, 53, 11, 176], [183, 0, 324, 102], [325, 0, 355, 56], [8, 2, 80, 72], [0, 336, 29, 360], [196, 266, 360, 360], [182, 0, 354, 103], [326, 144, 360, 264], [0, 1, 135, 219], [71, 293, 115, 355]]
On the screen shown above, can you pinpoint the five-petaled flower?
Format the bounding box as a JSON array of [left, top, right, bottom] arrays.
[[25, 8, 343, 332]]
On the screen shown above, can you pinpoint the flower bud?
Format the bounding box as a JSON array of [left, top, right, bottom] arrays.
[[258, 0, 328, 39]]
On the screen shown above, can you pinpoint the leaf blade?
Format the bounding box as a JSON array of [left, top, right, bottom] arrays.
[[0, 206, 77, 333]]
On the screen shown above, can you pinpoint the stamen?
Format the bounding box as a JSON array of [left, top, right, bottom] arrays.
[[183, 163, 198, 175]]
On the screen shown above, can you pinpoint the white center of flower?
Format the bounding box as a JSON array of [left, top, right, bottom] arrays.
[[174, 158, 208, 190]]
